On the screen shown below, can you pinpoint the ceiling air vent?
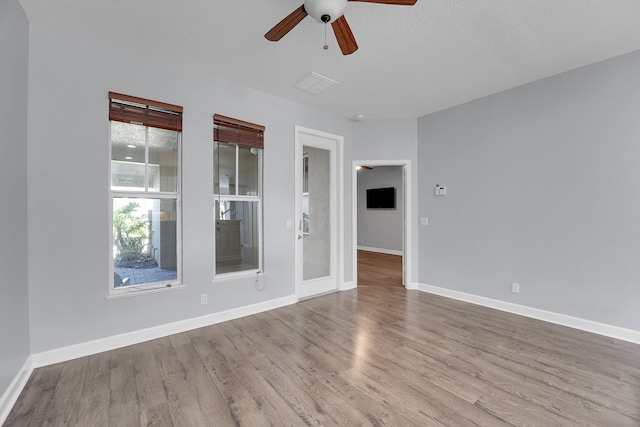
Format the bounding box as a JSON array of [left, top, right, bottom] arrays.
[[293, 72, 338, 95]]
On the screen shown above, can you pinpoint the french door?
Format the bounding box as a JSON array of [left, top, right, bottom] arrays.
[[295, 126, 342, 299]]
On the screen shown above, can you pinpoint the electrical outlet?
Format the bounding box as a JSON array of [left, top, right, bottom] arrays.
[[201, 294, 208, 305], [511, 283, 520, 294]]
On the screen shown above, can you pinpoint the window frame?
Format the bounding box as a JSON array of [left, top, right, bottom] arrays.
[[213, 115, 265, 279], [108, 93, 183, 297]]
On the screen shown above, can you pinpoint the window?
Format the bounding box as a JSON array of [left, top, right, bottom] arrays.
[[109, 92, 182, 292], [213, 114, 264, 275]]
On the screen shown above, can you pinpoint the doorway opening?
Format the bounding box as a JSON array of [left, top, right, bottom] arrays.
[[352, 160, 412, 288]]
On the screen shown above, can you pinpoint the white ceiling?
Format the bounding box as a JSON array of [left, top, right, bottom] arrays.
[[18, 0, 640, 120]]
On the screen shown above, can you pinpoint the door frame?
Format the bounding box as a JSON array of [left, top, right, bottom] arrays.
[[294, 126, 344, 299], [352, 160, 413, 288]]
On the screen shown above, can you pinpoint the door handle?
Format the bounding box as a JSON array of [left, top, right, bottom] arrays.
[[298, 234, 306, 240]]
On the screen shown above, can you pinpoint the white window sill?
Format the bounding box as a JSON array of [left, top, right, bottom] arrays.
[[212, 271, 266, 284], [106, 282, 185, 300]]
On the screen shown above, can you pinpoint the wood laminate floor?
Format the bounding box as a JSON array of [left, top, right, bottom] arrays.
[[357, 250, 403, 287], [6, 286, 640, 426]]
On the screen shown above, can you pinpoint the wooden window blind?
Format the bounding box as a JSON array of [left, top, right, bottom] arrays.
[[214, 114, 265, 149], [109, 92, 183, 132]]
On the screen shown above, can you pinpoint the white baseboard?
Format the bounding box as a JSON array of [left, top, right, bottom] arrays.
[[418, 283, 640, 345], [357, 246, 403, 256], [31, 295, 298, 368], [340, 280, 356, 291], [0, 356, 33, 425]]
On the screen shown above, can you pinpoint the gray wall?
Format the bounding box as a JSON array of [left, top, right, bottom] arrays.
[[357, 166, 403, 252], [0, 0, 31, 397], [26, 24, 353, 353], [353, 119, 419, 284], [418, 49, 640, 330]]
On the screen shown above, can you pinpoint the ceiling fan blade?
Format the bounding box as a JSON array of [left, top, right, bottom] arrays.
[[331, 16, 358, 55], [348, 0, 417, 5], [265, 5, 308, 41]]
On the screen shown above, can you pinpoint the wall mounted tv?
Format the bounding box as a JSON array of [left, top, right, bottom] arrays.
[[366, 187, 396, 209]]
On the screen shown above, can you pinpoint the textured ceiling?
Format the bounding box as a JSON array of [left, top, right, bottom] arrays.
[[18, 0, 640, 120]]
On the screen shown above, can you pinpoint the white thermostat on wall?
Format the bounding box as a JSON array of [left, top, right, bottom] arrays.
[[435, 184, 447, 196]]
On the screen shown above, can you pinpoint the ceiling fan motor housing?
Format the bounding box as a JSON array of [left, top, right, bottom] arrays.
[[304, 0, 347, 24]]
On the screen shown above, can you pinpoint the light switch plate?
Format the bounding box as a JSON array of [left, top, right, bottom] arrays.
[[435, 185, 447, 196]]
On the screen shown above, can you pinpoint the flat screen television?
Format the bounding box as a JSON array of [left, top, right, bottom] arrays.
[[366, 187, 396, 209]]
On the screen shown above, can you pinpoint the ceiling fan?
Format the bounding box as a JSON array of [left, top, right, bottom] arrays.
[[265, 0, 417, 55]]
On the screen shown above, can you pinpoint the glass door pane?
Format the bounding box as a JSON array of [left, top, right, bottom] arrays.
[[302, 146, 331, 281]]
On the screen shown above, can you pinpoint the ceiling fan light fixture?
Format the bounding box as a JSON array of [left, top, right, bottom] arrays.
[[265, 0, 416, 55], [304, 0, 347, 24]]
